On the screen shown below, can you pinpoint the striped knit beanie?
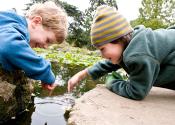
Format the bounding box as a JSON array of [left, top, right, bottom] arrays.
[[91, 5, 133, 47]]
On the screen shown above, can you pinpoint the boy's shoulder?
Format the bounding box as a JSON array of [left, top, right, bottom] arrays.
[[132, 25, 149, 37], [0, 10, 27, 27], [0, 10, 19, 19], [0, 10, 28, 37], [0, 10, 29, 49]]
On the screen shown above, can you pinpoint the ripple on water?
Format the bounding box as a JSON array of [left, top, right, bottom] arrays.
[[34, 93, 75, 117]]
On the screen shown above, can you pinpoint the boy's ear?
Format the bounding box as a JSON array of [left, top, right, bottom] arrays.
[[31, 16, 42, 26]]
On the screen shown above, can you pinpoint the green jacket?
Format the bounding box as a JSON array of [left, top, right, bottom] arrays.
[[88, 25, 175, 100]]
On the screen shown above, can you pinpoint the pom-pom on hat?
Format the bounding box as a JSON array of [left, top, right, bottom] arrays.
[[91, 5, 133, 47]]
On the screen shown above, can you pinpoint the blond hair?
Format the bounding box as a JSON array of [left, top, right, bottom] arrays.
[[26, 1, 68, 43]]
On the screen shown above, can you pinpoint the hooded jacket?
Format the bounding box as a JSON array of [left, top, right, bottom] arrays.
[[88, 25, 175, 100], [0, 10, 55, 84]]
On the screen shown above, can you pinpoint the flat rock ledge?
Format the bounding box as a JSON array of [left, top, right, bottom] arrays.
[[68, 85, 175, 125]]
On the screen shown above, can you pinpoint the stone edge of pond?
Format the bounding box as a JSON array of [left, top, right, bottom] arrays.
[[67, 84, 175, 125]]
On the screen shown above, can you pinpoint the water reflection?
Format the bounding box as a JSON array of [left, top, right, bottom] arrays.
[[31, 94, 74, 125]]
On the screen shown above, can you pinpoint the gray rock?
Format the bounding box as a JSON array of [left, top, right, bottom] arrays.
[[0, 69, 34, 123], [68, 85, 175, 125]]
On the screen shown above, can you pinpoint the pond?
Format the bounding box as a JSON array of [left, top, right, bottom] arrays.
[[3, 62, 105, 125]]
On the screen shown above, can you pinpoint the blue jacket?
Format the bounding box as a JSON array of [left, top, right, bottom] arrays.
[[0, 10, 55, 84], [88, 25, 175, 100]]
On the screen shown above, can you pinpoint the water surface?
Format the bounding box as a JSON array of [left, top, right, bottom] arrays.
[[3, 63, 105, 125]]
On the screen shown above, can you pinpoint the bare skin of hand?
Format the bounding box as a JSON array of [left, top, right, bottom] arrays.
[[42, 83, 58, 91], [67, 68, 88, 92]]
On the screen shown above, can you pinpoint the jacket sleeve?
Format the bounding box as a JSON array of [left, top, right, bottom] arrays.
[[88, 59, 121, 80], [108, 55, 160, 100], [1, 29, 55, 84]]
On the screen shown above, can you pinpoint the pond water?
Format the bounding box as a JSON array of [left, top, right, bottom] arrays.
[[30, 94, 74, 125], [3, 62, 105, 125]]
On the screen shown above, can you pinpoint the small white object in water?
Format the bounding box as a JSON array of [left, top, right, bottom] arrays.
[[31, 93, 36, 97], [11, 116, 16, 119], [25, 108, 29, 112]]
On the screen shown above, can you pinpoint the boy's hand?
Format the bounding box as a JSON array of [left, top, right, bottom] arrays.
[[42, 83, 57, 91], [68, 69, 88, 92], [67, 75, 81, 92]]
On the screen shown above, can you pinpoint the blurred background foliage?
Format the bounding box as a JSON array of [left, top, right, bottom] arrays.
[[25, 0, 119, 49], [130, 0, 175, 29], [25, 0, 175, 48]]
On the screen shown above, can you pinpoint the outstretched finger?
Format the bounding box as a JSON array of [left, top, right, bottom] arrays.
[[67, 82, 72, 92]]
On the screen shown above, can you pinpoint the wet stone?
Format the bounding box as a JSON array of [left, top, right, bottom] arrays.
[[0, 68, 34, 123]]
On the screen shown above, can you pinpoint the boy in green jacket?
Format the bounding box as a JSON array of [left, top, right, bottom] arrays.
[[68, 5, 175, 100]]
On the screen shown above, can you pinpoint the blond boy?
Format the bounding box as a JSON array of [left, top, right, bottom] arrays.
[[0, 1, 68, 90]]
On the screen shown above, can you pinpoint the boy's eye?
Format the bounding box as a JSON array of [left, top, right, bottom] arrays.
[[46, 39, 49, 43], [100, 48, 104, 52], [47, 39, 51, 44]]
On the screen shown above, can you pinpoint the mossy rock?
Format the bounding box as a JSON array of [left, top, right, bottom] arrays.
[[0, 68, 34, 123]]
